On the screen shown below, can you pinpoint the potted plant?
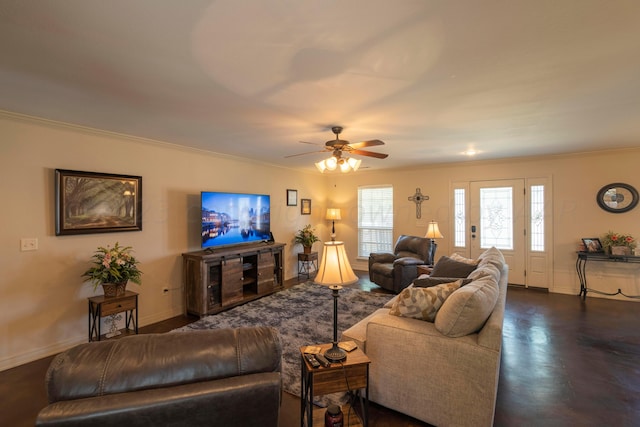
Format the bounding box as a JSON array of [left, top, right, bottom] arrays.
[[294, 225, 320, 254], [82, 242, 142, 297], [601, 231, 636, 255]]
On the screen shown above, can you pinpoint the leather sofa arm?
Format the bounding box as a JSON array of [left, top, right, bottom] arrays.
[[369, 252, 396, 265], [393, 256, 425, 266]]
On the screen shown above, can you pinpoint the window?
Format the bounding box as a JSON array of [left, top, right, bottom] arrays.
[[479, 186, 513, 250], [358, 185, 393, 257], [454, 188, 466, 247], [530, 185, 545, 251]]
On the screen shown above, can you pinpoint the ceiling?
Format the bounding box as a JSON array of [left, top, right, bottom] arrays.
[[2, 0, 640, 172]]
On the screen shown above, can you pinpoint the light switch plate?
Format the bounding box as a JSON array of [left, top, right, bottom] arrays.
[[20, 238, 38, 251]]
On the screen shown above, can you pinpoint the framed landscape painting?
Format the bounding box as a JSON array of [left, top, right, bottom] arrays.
[[55, 169, 142, 235]]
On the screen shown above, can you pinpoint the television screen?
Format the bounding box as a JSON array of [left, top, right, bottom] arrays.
[[201, 191, 271, 248]]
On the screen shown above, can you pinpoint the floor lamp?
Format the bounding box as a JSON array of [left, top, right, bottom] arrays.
[[314, 241, 358, 363], [425, 220, 444, 266], [325, 208, 341, 241]]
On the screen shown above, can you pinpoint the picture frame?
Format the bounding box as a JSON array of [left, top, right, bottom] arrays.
[[581, 237, 603, 253], [301, 198, 311, 215], [287, 189, 297, 206], [55, 169, 142, 235]]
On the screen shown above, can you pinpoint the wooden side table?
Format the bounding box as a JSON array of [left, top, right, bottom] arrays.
[[298, 252, 318, 279], [417, 264, 433, 276], [88, 291, 138, 342], [300, 343, 370, 427]]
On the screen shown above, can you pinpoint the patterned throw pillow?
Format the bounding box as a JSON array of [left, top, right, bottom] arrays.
[[449, 252, 479, 265], [389, 280, 463, 322]]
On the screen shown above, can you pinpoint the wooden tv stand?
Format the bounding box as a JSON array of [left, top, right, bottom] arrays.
[[182, 242, 285, 317]]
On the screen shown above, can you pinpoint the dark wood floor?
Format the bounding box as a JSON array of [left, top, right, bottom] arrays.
[[2, 273, 639, 426]]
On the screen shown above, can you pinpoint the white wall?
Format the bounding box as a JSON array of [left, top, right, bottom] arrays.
[[324, 150, 640, 298], [2, 111, 639, 372], [0, 112, 329, 370]]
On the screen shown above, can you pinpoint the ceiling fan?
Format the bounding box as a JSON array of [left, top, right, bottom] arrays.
[[286, 126, 389, 161]]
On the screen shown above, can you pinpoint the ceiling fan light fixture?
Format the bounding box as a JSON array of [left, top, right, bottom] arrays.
[[326, 156, 338, 170], [339, 160, 351, 172], [315, 160, 327, 173], [347, 157, 361, 171]]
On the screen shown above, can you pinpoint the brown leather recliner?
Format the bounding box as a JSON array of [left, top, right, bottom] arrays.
[[36, 327, 282, 427], [368, 235, 431, 293]]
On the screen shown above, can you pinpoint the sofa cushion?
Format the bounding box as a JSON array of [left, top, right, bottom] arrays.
[[435, 276, 499, 337], [430, 256, 478, 278], [389, 280, 462, 322]]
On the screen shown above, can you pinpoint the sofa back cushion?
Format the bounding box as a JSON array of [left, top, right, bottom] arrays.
[[434, 276, 499, 337], [389, 280, 462, 322]]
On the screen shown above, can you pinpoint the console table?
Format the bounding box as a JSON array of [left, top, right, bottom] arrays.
[[576, 252, 640, 300]]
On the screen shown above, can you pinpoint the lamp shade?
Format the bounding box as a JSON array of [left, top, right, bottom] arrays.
[[314, 241, 358, 286], [325, 208, 342, 221], [315, 160, 327, 173], [425, 221, 444, 239]]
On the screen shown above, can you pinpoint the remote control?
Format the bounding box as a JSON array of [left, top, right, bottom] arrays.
[[305, 353, 320, 368], [315, 353, 331, 367]]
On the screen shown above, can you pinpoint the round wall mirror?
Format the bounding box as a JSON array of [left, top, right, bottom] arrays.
[[596, 183, 639, 213]]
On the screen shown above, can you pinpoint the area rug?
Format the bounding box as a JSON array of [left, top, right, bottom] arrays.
[[172, 282, 392, 406]]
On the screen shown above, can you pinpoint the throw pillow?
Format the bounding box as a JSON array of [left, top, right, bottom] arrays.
[[430, 256, 478, 278], [449, 252, 479, 265], [413, 277, 472, 288], [383, 284, 413, 308], [389, 280, 462, 322], [435, 277, 499, 337]]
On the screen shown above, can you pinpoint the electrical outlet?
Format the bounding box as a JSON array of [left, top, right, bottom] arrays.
[[20, 238, 38, 251]]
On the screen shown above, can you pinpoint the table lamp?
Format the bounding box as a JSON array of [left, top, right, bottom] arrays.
[[314, 241, 358, 362], [325, 208, 342, 241], [425, 220, 444, 266]]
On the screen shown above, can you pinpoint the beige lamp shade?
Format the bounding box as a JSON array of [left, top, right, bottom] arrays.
[[425, 221, 444, 239], [325, 208, 342, 221], [314, 241, 358, 286]]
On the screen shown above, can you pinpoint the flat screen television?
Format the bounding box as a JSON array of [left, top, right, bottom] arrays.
[[201, 191, 271, 249]]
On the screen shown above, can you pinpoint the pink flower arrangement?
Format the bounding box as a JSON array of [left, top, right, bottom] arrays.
[[601, 231, 636, 250], [82, 242, 142, 290]]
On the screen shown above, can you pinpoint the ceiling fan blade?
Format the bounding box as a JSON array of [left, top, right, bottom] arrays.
[[348, 139, 385, 149], [350, 149, 388, 159], [284, 149, 326, 158], [298, 140, 320, 146]]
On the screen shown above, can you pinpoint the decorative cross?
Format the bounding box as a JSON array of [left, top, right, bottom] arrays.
[[408, 188, 429, 219]]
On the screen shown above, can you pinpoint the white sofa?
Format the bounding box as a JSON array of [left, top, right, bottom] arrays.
[[342, 247, 508, 427]]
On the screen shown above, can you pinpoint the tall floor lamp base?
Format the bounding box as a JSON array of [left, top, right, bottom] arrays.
[[324, 285, 347, 363]]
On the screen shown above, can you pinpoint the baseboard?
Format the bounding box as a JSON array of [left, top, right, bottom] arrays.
[[0, 335, 85, 372], [0, 306, 185, 372]]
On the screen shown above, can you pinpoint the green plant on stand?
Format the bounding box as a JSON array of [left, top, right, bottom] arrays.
[[294, 225, 320, 254]]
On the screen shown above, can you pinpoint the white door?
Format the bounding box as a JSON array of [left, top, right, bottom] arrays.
[[470, 180, 526, 285]]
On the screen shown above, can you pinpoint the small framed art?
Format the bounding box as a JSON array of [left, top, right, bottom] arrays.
[[301, 199, 311, 215], [55, 169, 142, 235], [581, 237, 603, 253], [287, 189, 297, 206]]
